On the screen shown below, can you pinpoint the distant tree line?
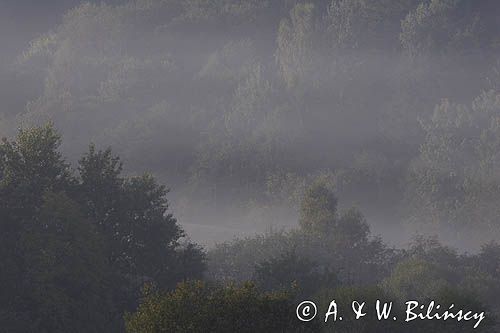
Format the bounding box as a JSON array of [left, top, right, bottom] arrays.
[[1, 126, 499, 332], [1, 0, 500, 331], [5, 0, 500, 244]]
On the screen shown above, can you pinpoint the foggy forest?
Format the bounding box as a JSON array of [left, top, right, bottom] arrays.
[[1, 0, 500, 332]]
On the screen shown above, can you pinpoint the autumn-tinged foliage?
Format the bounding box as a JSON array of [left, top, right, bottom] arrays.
[[125, 281, 318, 333], [2, 0, 500, 331]]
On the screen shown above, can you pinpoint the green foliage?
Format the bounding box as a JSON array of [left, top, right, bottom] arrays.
[[19, 192, 115, 332], [208, 185, 391, 290], [299, 180, 371, 245], [299, 180, 338, 233], [254, 250, 337, 296], [0, 124, 72, 209], [383, 257, 452, 301], [382, 236, 461, 300], [460, 242, 500, 314], [4, 2, 500, 331], [378, 237, 499, 331], [0, 125, 205, 331], [76, 140, 206, 312], [0, 125, 114, 332], [11, 0, 500, 245], [125, 281, 318, 333]]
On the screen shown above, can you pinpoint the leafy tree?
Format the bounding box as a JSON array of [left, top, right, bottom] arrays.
[[0, 125, 117, 332], [299, 180, 370, 244], [18, 192, 116, 333], [299, 180, 338, 233], [0, 124, 73, 217], [276, 2, 316, 89], [77, 144, 206, 308], [125, 281, 318, 333], [254, 250, 337, 296], [460, 242, 500, 315], [382, 236, 463, 301], [0, 125, 205, 331], [208, 182, 390, 287], [406, 90, 500, 243], [383, 257, 451, 301], [476, 242, 500, 276]]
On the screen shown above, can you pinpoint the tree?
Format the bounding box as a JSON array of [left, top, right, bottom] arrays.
[[276, 2, 316, 89], [0, 125, 206, 331], [254, 250, 337, 296], [406, 90, 500, 243], [0, 124, 73, 219], [77, 144, 206, 304], [125, 281, 318, 333], [299, 180, 338, 233], [326, 0, 417, 51], [18, 192, 116, 333], [0, 125, 117, 332], [383, 257, 451, 301]]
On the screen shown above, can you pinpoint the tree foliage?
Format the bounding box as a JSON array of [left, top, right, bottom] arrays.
[[125, 281, 318, 333], [0, 125, 204, 331]]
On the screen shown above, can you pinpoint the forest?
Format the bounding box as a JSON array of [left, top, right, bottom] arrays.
[[1, 0, 500, 332]]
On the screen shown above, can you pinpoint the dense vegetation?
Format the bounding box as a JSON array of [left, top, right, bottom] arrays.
[[2, 0, 499, 247], [0, 125, 204, 331], [1, 0, 500, 331], [205, 180, 500, 332], [0, 125, 499, 331]]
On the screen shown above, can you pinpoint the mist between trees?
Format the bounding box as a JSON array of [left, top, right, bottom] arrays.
[[1, 124, 499, 332], [1, 0, 500, 331]]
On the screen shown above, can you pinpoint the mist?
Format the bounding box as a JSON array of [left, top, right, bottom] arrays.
[[1, 0, 499, 251], [3, 1, 500, 331]]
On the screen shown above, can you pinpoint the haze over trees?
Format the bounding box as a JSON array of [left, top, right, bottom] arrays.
[[1, 0, 500, 331], [2, 0, 498, 247]]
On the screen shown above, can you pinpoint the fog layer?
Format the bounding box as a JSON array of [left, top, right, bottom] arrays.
[[2, 0, 500, 249]]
